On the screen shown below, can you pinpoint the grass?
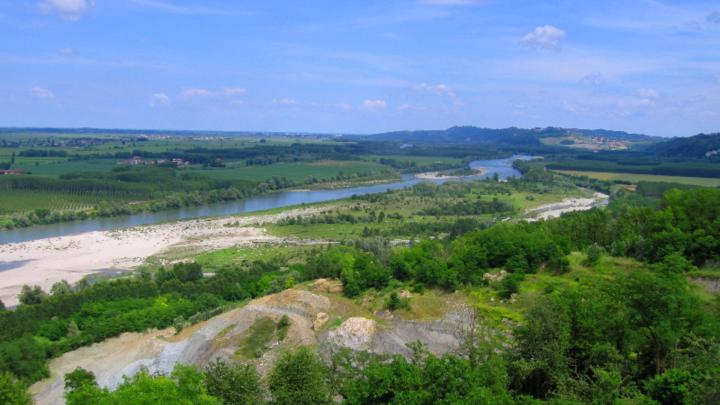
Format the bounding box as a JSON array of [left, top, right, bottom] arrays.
[[235, 317, 277, 359], [195, 245, 313, 270], [555, 170, 720, 187]]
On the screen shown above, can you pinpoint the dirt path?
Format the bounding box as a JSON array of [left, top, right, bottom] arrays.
[[0, 207, 323, 306]]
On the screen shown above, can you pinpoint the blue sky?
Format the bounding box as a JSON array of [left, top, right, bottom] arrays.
[[1, 0, 719, 136]]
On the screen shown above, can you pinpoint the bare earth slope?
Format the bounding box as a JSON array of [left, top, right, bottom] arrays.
[[30, 284, 469, 405]]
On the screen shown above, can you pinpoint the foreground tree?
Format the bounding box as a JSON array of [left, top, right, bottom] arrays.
[[204, 360, 262, 405], [269, 348, 330, 405], [0, 372, 32, 405], [66, 366, 218, 405]]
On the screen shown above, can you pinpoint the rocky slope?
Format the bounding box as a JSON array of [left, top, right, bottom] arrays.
[[31, 281, 470, 404]]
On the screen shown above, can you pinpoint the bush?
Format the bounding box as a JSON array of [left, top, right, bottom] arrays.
[[0, 372, 32, 405], [204, 360, 262, 405], [497, 273, 524, 299], [269, 348, 330, 405], [277, 315, 291, 341], [584, 243, 605, 266]]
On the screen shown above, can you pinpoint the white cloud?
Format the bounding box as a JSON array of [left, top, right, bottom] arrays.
[[416, 82, 455, 96], [30, 86, 55, 99], [362, 99, 387, 110], [634, 88, 661, 106], [222, 87, 246, 96], [274, 97, 297, 105], [180, 88, 215, 99], [39, 0, 90, 20], [520, 25, 566, 50], [150, 92, 170, 107], [179, 87, 245, 100], [58, 47, 74, 56]]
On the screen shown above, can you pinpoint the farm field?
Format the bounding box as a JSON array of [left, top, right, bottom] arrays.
[[554, 169, 720, 187], [12, 159, 120, 177], [184, 160, 395, 183], [0, 189, 130, 215]]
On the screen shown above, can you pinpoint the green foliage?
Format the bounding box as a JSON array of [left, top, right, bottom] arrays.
[[269, 348, 330, 405], [204, 360, 262, 405], [0, 372, 32, 405], [497, 273, 524, 299], [236, 318, 276, 359], [51, 280, 72, 297], [64, 367, 97, 393], [584, 243, 605, 266], [385, 291, 410, 311], [277, 315, 291, 341], [341, 349, 513, 404], [645, 368, 691, 405], [18, 285, 47, 305], [66, 365, 219, 405]]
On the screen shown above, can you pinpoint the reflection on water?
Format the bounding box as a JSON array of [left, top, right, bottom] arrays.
[[0, 155, 535, 244]]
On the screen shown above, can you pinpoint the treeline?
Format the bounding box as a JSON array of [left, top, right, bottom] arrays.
[[18, 149, 68, 157], [417, 197, 514, 216], [376, 157, 464, 173], [546, 158, 720, 178]]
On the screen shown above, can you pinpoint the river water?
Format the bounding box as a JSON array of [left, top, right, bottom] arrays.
[[0, 155, 534, 244]]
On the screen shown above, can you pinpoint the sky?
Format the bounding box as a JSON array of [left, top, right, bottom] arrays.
[[1, 0, 719, 137]]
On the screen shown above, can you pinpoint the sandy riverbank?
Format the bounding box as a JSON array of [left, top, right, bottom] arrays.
[[525, 192, 609, 222], [0, 207, 323, 307], [414, 168, 486, 180]]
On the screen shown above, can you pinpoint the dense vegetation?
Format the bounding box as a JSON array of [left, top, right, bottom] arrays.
[[1, 185, 718, 403], [2, 129, 720, 404]]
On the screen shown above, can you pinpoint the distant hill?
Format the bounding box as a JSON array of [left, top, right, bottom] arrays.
[[365, 126, 658, 147], [647, 133, 720, 159]]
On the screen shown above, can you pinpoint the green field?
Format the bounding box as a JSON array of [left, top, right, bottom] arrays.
[[184, 160, 394, 183], [555, 170, 720, 187], [12, 159, 120, 177], [0, 189, 132, 215]]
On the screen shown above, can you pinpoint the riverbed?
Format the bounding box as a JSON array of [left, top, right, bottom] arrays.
[[0, 155, 534, 245]]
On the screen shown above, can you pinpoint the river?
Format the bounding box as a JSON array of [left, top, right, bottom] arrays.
[[0, 155, 535, 244]]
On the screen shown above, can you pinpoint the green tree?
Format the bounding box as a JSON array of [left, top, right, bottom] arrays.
[[18, 285, 47, 305], [497, 273, 523, 300], [0, 372, 32, 405], [204, 360, 262, 405], [645, 368, 691, 405], [68, 366, 219, 405], [584, 243, 604, 266], [64, 367, 97, 393], [51, 280, 72, 296], [269, 348, 330, 405], [387, 291, 401, 311]]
